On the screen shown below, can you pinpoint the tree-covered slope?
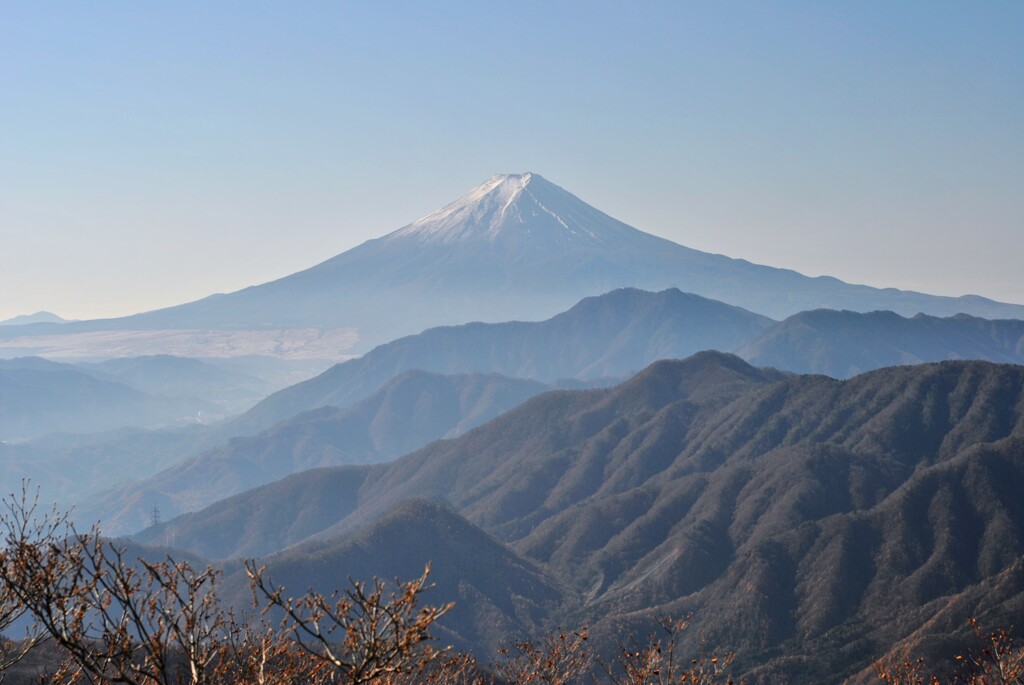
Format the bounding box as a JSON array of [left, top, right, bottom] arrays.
[[142, 354, 1024, 683]]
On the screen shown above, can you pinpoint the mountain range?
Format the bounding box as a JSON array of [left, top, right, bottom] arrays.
[[0, 354, 325, 442], [240, 288, 1024, 435], [1, 171, 1022, 683], [740, 308, 1024, 377], [10, 286, 1024, 533], [3, 173, 1023, 358], [0, 357, 215, 441], [231, 287, 774, 434], [88, 370, 555, 530], [133, 353, 1024, 683], [0, 311, 70, 326]]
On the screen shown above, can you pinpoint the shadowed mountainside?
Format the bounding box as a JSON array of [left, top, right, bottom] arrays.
[[139, 353, 1024, 683], [11, 289, 1024, 538], [741, 309, 1024, 378], [219, 498, 567, 656], [237, 291, 1024, 436], [233, 287, 774, 434], [93, 371, 553, 532]]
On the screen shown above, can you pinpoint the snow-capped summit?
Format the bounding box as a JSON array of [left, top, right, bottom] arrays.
[[384, 172, 638, 249], [31, 170, 1024, 356]]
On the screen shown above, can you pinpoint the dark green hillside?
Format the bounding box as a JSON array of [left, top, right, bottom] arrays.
[[675, 435, 1024, 684]]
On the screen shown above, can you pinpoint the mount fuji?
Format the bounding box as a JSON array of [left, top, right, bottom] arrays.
[[5, 172, 1023, 356]]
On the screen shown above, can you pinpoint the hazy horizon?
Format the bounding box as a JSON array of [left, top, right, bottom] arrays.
[[3, 2, 1022, 321]]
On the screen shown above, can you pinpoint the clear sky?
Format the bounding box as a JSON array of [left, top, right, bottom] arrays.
[[2, 1, 1022, 321]]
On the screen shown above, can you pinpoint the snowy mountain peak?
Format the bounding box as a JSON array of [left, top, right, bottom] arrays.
[[384, 172, 635, 248]]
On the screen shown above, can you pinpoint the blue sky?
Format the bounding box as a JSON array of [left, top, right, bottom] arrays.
[[2, 1, 1022, 320]]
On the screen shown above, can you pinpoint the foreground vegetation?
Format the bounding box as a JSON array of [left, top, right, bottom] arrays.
[[0, 487, 738, 685], [873, 620, 1024, 684], [0, 487, 1020, 684]]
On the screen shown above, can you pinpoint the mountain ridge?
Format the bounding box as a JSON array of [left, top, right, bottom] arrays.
[[4, 173, 1023, 356], [149, 356, 1024, 679], [10, 289, 1024, 536], [0, 311, 70, 326], [218, 497, 568, 657], [230, 288, 775, 434], [134, 355, 1024, 682], [100, 370, 553, 532], [740, 308, 1024, 377]]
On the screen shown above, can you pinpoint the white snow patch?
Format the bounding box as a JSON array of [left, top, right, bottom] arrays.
[[382, 172, 626, 248]]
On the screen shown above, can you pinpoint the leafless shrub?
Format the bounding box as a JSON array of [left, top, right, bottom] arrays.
[[493, 628, 589, 685], [873, 656, 938, 684], [0, 485, 65, 681], [599, 618, 735, 685], [0, 484, 240, 685], [951, 619, 1024, 684], [875, 620, 1024, 684], [246, 560, 454, 685]]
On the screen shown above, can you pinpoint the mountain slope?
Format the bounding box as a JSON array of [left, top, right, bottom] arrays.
[[96, 371, 550, 532], [0, 311, 69, 326], [77, 354, 276, 416], [20, 291, 1024, 535], [219, 498, 567, 657], [137, 466, 371, 559], [740, 309, 1024, 377], [120, 173, 1024, 330], [0, 361, 215, 441], [144, 355, 1024, 683], [4, 173, 1022, 356], [233, 287, 774, 432], [144, 351, 786, 557]]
